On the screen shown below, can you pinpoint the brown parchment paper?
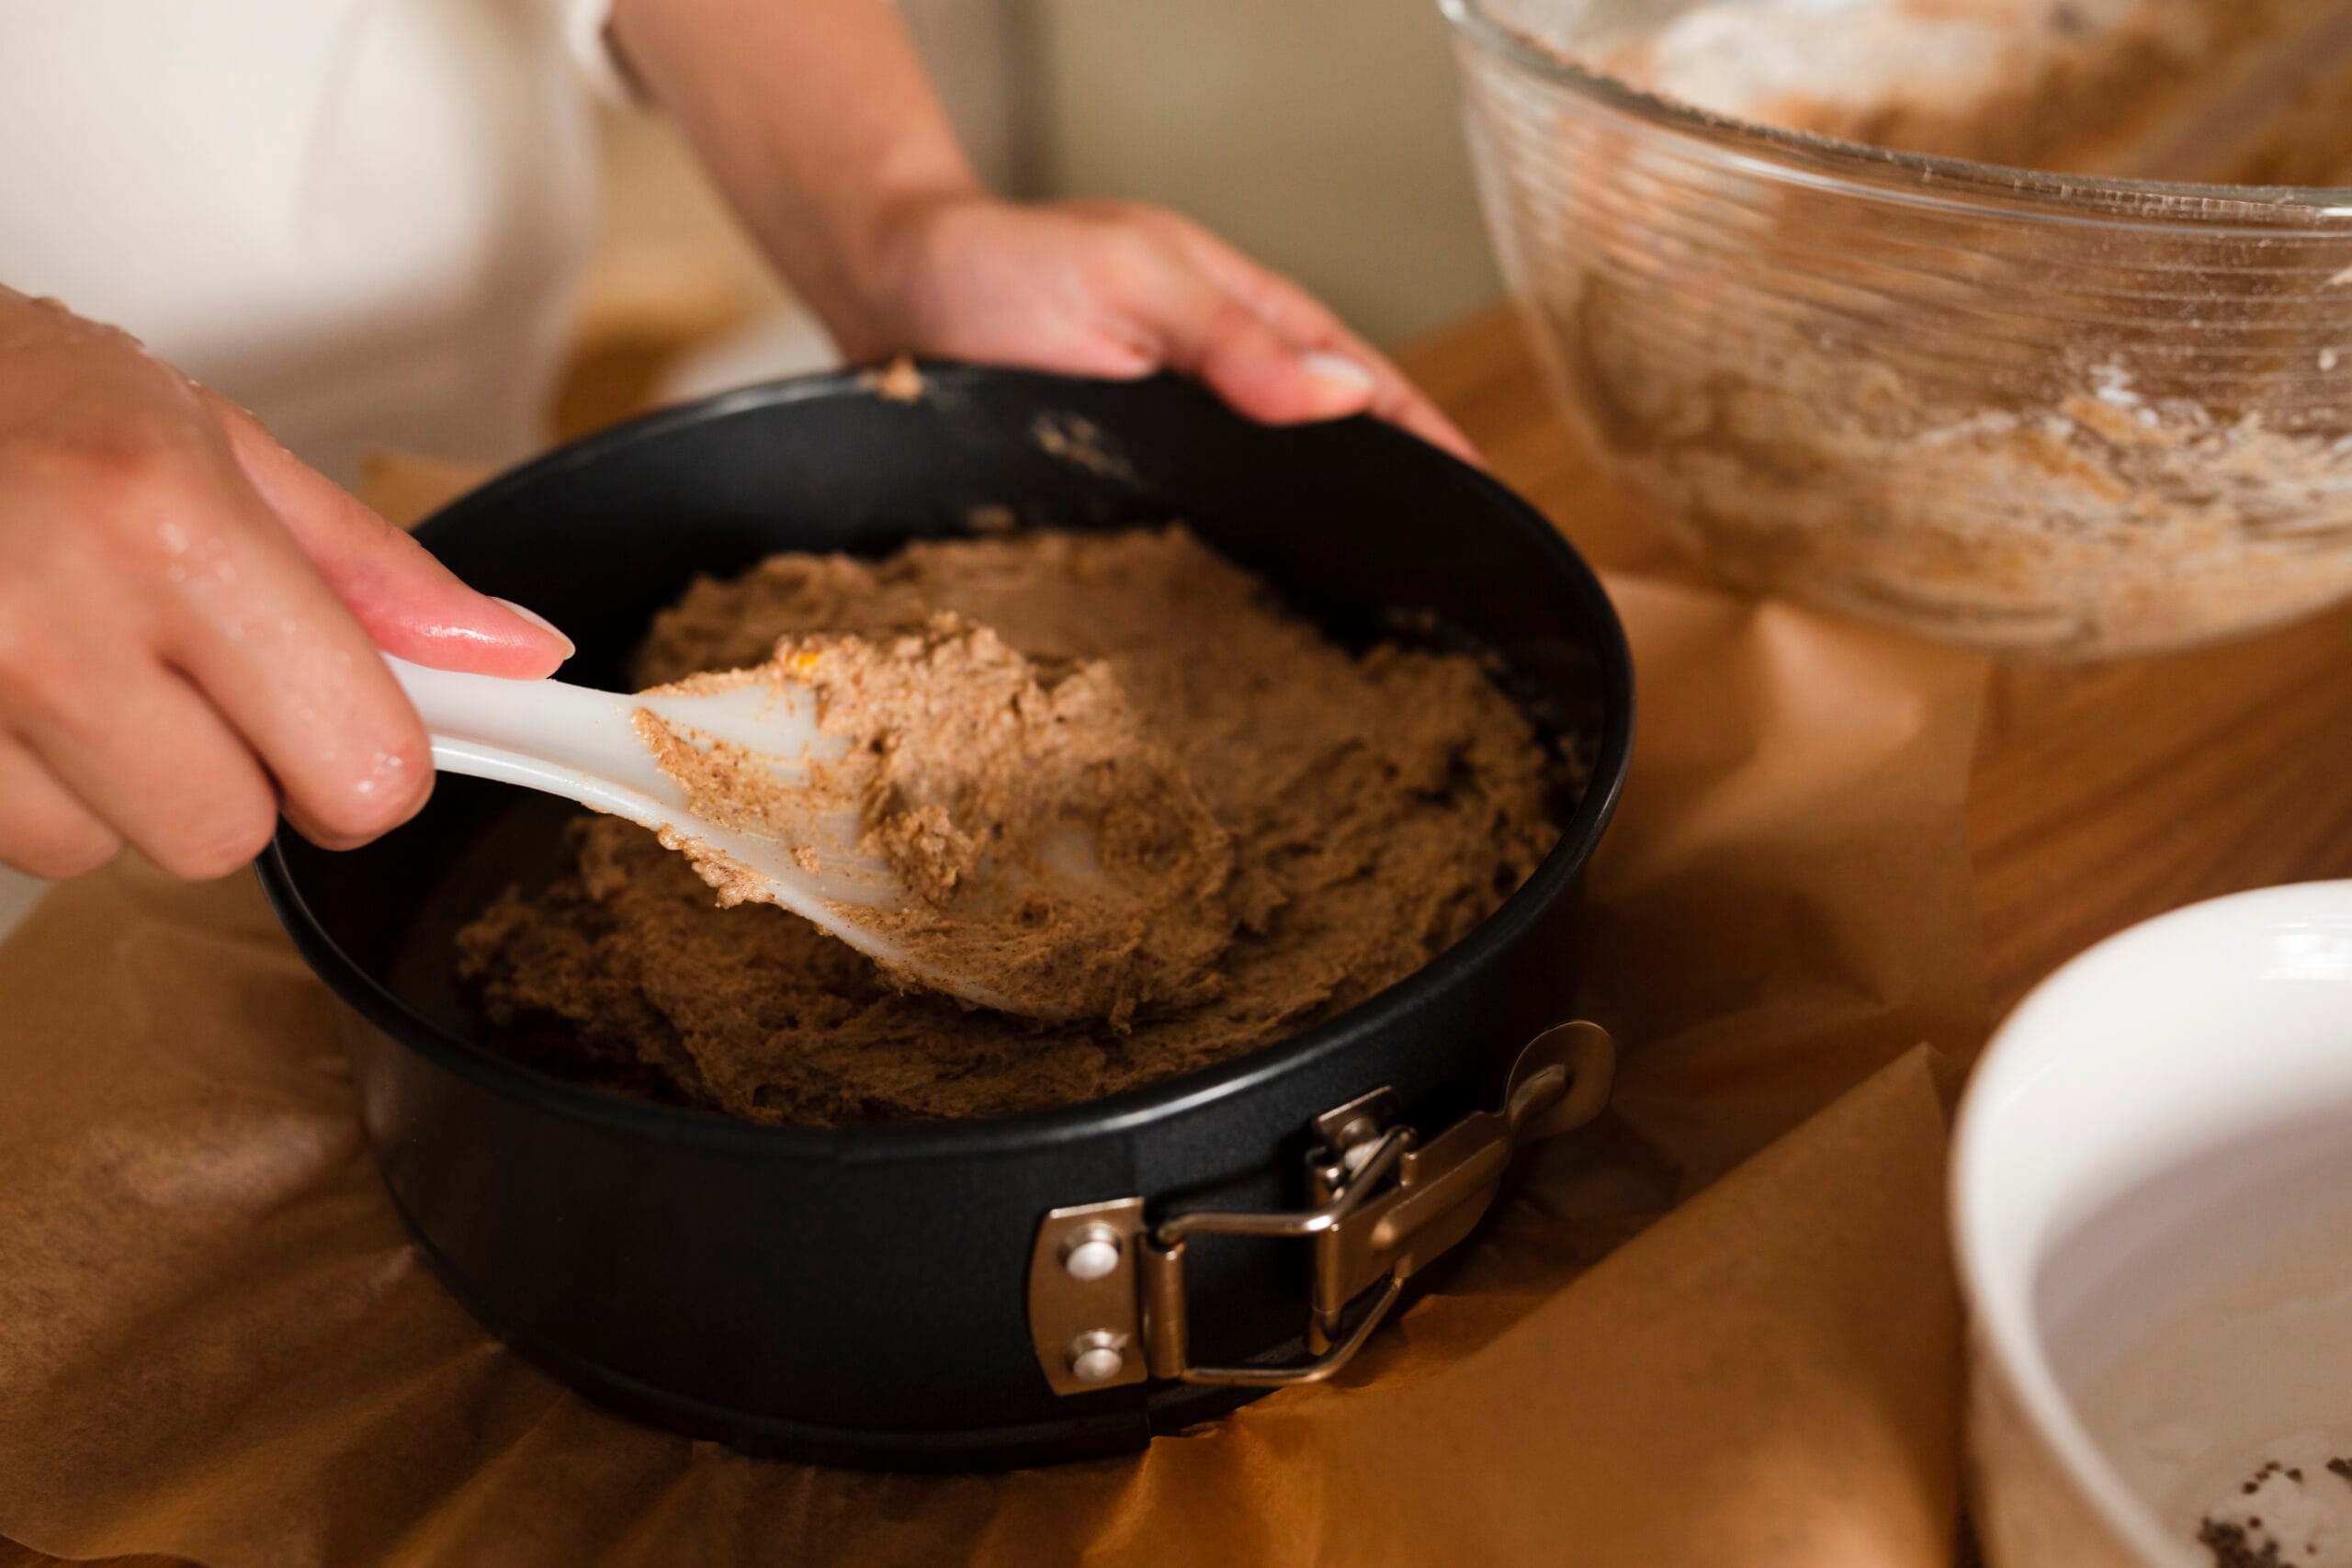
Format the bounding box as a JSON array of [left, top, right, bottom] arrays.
[[0, 459, 1990, 1568]]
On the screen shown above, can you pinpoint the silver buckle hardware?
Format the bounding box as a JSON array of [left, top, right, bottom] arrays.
[[1026, 1021, 1615, 1395]]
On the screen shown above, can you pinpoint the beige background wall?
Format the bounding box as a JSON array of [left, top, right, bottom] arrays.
[[1024, 0, 1502, 346]]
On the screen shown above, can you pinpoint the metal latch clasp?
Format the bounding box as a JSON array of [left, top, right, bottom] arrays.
[[1026, 1021, 1615, 1395]]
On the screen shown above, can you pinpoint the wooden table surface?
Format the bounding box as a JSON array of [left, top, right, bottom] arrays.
[[1408, 305, 2352, 1024]]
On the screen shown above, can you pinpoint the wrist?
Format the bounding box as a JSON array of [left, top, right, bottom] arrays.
[[796, 185, 992, 364]]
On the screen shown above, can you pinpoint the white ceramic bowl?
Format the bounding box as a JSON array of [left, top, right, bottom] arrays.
[[1954, 881, 2352, 1568]]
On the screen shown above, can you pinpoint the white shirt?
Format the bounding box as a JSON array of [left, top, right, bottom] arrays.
[[0, 0, 616, 484]]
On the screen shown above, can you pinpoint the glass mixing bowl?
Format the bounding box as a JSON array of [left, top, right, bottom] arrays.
[[1442, 0, 2352, 657]]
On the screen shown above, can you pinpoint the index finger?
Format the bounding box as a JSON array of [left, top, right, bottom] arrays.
[[152, 455, 436, 847], [1164, 222, 1483, 466]]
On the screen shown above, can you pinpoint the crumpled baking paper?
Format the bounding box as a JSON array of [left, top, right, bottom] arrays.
[[0, 445, 1989, 1568]]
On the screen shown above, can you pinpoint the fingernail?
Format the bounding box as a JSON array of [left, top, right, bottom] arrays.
[[1301, 351, 1377, 392], [492, 597, 576, 660]]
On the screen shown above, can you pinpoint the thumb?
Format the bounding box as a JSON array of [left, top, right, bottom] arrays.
[[205, 393, 573, 679]]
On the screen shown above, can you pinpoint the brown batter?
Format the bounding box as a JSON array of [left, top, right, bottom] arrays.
[[630, 613, 1238, 1023], [456, 527, 1562, 1125]]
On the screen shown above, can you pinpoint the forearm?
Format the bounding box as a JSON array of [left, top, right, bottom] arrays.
[[608, 0, 981, 356]]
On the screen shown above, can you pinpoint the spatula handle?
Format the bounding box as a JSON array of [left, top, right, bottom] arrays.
[[384, 657, 681, 818]]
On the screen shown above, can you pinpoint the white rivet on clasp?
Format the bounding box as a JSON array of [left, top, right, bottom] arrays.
[[1069, 1336, 1126, 1383], [1061, 1224, 1124, 1281]]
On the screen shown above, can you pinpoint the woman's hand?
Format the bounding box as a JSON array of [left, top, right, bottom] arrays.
[[607, 0, 1476, 462], [832, 196, 1477, 463], [0, 290, 571, 882]]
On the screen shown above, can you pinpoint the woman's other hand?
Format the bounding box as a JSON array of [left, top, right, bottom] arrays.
[[830, 195, 1476, 464], [608, 0, 1476, 462]]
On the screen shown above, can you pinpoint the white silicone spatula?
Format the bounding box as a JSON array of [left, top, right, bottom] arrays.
[[385, 656, 1027, 1013]]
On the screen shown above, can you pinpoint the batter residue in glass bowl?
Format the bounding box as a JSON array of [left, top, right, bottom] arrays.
[[1469, 0, 2352, 653]]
